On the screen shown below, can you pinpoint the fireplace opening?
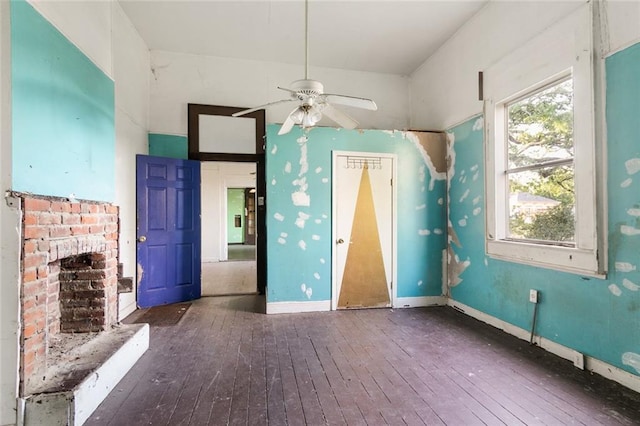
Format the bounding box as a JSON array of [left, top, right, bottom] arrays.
[[59, 253, 108, 333]]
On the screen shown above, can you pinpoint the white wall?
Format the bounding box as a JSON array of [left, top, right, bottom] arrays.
[[409, 1, 584, 131], [31, 0, 150, 320], [112, 2, 150, 319], [29, 0, 113, 79], [201, 162, 256, 263], [606, 0, 640, 55], [0, 3, 149, 421], [149, 50, 410, 136], [409, 0, 640, 132], [0, 0, 20, 423]]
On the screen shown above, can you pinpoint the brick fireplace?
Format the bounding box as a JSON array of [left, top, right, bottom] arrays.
[[18, 194, 119, 395]]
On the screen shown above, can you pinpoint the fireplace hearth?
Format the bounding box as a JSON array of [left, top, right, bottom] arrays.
[[18, 194, 119, 395]]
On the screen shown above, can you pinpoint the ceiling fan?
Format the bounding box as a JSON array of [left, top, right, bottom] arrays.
[[232, 0, 378, 135]]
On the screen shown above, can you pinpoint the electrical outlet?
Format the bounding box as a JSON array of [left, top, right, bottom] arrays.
[[529, 289, 539, 303]]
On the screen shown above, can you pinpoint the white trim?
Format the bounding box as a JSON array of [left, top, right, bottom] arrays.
[[484, 3, 602, 276], [487, 240, 606, 279], [395, 296, 447, 308], [18, 324, 149, 426], [448, 300, 640, 394], [266, 300, 331, 315], [331, 151, 398, 311]]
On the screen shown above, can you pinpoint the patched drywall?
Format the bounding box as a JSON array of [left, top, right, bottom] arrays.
[[445, 41, 640, 379], [266, 125, 446, 303]]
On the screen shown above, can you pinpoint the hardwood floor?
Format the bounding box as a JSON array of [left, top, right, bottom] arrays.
[[87, 296, 640, 425]]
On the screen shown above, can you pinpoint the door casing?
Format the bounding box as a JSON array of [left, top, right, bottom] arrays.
[[331, 151, 398, 310]]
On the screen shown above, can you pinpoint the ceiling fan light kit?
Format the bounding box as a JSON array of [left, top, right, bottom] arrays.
[[232, 0, 377, 135]]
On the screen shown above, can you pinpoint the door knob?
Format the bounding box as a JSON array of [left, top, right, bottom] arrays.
[[137, 236, 147, 242], [337, 238, 344, 244]]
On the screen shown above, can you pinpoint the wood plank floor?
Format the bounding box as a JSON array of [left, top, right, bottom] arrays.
[[87, 296, 640, 425]]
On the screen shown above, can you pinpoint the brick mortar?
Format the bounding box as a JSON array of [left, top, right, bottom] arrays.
[[17, 194, 120, 396]]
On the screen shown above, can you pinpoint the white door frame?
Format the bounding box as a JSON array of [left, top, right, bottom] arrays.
[[331, 150, 398, 310]]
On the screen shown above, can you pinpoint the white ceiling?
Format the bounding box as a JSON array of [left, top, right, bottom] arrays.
[[118, 0, 488, 76]]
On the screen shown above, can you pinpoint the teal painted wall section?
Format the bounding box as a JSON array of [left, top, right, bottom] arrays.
[[446, 41, 640, 378], [266, 125, 446, 303], [227, 188, 245, 244], [11, 0, 115, 201], [148, 133, 188, 159]]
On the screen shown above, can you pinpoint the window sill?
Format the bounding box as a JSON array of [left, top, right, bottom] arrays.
[[487, 239, 606, 279]]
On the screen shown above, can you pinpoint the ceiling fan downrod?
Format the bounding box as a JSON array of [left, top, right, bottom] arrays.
[[304, 0, 309, 80]]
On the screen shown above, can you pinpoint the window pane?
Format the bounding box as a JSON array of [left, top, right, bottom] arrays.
[[507, 78, 573, 169], [508, 164, 575, 243]]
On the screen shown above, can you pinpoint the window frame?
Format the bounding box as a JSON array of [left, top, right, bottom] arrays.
[[484, 4, 604, 277]]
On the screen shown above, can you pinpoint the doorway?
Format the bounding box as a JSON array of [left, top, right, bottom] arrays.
[[332, 152, 396, 310], [201, 161, 257, 296], [226, 187, 257, 261], [187, 104, 266, 297]]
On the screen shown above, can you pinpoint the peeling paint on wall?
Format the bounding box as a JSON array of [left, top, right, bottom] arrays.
[[623, 352, 640, 374], [627, 208, 640, 217], [622, 278, 639, 291], [295, 212, 310, 229], [406, 132, 447, 191], [609, 283, 623, 296], [616, 262, 637, 272], [620, 225, 640, 235], [621, 178, 632, 188], [266, 125, 446, 303], [625, 158, 640, 175]]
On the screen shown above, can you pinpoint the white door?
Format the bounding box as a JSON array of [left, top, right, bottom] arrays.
[[332, 152, 395, 310]]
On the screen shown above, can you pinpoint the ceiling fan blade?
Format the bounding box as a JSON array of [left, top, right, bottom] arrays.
[[278, 108, 298, 135], [232, 99, 295, 117], [277, 86, 297, 95], [322, 94, 378, 111], [321, 104, 358, 129]]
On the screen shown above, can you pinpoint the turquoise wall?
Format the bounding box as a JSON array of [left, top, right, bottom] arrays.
[[266, 125, 446, 303], [11, 0, 115, 202], [447, 42, 640, 378], [227, 188, 245, 244], [148, 133, 188, 159]]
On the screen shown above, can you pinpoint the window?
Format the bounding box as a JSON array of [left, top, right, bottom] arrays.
[[484, 4, 604, 276], [506, 77, 575, 244]]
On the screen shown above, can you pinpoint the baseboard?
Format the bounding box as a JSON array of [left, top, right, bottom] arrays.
[[395, 296, 447, 308], [202, 257, 220, 263], [448, 299, 640, 394], [266, 300, 331, 314]]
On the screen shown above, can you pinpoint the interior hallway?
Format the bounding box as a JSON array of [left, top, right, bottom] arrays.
[[201, 257, 257, 296], [86, 296, 640, 425]]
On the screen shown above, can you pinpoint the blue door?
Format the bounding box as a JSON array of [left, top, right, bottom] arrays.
[[136, 155, 201, 308]]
